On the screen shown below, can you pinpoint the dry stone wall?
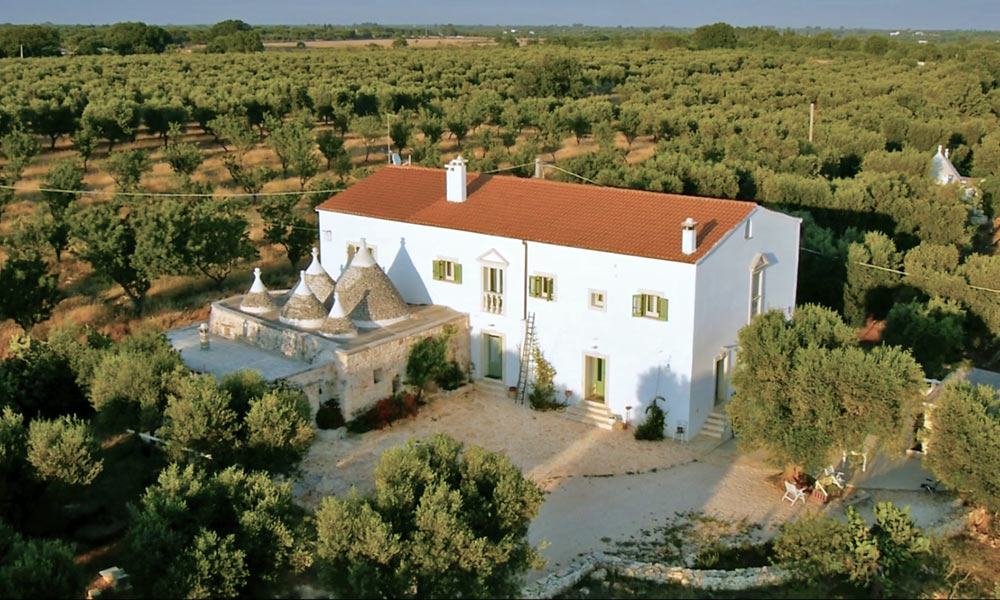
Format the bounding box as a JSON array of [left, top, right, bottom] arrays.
[[338, 315, 470, 418], [520, 553, 793, 599]]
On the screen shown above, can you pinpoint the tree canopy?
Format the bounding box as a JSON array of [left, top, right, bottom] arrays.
[[727, 305, 924, 472], [315, 434, 544, 598]]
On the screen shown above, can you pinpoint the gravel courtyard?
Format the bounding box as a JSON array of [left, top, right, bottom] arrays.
[[293, 386, 712, 509], [292, 385, 964, 579]]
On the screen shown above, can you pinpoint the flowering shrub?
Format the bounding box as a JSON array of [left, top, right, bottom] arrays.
[[346, 393, 419, 433]]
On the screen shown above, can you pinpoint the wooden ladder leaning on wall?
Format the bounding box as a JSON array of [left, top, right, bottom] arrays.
[[514, 313, 536, 404]]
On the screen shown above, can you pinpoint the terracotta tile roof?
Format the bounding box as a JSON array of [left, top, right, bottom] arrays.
[[316, 166, 756, 264]]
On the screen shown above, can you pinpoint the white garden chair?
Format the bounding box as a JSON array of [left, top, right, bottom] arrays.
[[823, 465, 845, 489], [782, 481, 806, 505]]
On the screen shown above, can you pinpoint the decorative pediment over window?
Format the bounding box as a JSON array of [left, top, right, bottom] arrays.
[[750, 253, 770, 271], [478, 249, 509, 268]]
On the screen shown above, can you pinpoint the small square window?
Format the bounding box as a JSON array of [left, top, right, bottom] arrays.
[[323, 230, 333, 241], [373, 368, 384, 384], [347, 242, 376, 262], [589, 290, 606, 310]]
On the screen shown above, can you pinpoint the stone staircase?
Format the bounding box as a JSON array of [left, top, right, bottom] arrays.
[[699, 406, 732, 440], [476, 377, 509, 399], [559, 399, 617, 431]]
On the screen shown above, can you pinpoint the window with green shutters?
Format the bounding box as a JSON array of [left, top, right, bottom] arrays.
[[432, 259, 462, 283], [632, 293, 668, 321], [528, 275, 555, 301]]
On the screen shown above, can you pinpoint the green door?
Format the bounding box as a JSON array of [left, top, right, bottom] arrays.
[[486, 335, 503, 380], [586, 355, 606, 402]]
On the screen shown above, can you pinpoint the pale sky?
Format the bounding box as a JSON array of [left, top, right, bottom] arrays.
[[2, 0, 997, 29]]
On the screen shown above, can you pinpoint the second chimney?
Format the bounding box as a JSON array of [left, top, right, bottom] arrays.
[[681, 217, 698, 255], [446, 156, 467, 203]]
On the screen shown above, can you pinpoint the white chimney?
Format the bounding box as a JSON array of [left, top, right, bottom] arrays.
[[681, 217, 698, 255], [534, 156, 544, 179], [445, 156, 467, 203]]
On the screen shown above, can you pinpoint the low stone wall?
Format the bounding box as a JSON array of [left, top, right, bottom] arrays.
[[520, 553, 793, 599], [337, 314, 470, 419]]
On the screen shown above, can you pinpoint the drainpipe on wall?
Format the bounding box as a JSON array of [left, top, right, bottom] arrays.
[[522, 240, 528, 321]]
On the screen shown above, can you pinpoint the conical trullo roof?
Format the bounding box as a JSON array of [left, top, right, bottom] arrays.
[[320, 290, 358, 338], [279, 271, 328, 329], [240, 268, 277, 314], [336, 239, 409, 327], [304, 247, 335, 305]]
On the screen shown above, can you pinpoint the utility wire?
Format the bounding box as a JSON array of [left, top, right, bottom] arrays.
[[0, 183, 345, 199], [800, 246, 1000, 295]]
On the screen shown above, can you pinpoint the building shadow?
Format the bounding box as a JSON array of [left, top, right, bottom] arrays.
[[387, 238, 432, 305]]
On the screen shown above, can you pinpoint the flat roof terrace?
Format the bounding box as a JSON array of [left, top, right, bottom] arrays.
[[168, 302, 467, 381]]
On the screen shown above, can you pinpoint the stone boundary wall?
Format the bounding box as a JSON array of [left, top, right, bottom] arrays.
[[520, 553, 792, 599]]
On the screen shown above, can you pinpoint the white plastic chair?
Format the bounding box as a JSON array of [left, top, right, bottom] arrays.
[[823, 465, 845, 489], [782, 481, 806, 505]]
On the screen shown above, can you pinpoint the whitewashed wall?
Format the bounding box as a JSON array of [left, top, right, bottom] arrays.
[[689, 207, 801, 433], [318, 203, 800, 436]]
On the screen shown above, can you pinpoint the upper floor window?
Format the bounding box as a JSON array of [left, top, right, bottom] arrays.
[[632, 293, 667, 321], [347, 242, 376, 263], [750, 255, 767, 320], [528, 275, 555, 301], [433, 259, 462, 283], [482, 266, 504, 314], [744, 219, 753, 239], [589, 290, 606, 311]]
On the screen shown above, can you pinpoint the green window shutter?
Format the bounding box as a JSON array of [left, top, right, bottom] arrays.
[[433, 260, 442, 281], [658, 297, 668, 321], [632, 294, 642, 317], [454, 263, 462, 284], [529, 276, 540, 298]]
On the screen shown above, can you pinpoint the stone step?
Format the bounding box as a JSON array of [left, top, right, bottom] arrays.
[[559, 408, 615, 430], [699, 408, 732, 440], [476, 378, 509, 398], [568, 399, 614, 417]]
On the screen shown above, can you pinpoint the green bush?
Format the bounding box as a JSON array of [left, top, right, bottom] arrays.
[[315, 398, 344, 430], [315, 434, 543, 598], [434, 360, 466, 391], [773, 502, 931, 595], [634, 397, 666, 441]]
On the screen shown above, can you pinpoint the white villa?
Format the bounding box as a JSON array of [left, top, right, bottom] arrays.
[[315, 158, 801, 438]]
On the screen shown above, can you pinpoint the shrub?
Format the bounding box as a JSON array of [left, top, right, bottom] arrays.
[[315, 398, 344, 430], [406, 330, 453, 399], [773, 502, 931, 595], [434, 360, 466, 391], [527, 347, 564, 411], [634, 397, 666, 441], [346, 393, 419, 434]]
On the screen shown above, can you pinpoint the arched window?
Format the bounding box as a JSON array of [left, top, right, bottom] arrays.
[[749, 254, 768, 320]]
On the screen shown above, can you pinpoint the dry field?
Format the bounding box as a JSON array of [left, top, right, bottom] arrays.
[[0, 118, 656, 354], [263, 36, 500, 49]]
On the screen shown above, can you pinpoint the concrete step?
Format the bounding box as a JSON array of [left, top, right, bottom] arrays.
[[699, 407, 732, 440], [560, 409, 615, 430], [559, 400, 616, 430], [476, 378, 509, 399]]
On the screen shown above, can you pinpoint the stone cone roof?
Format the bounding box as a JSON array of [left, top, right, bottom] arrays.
[[304, 247, 335, 305], [240, 268, 277, 314], [279, 271, 328, 330], [320, 291, 358, 338], [336, 240, 409, 327]]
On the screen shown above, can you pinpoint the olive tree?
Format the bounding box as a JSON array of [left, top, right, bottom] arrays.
[[925, 381, 1000, 513], [727, 305, 924, 474], [315, 434, 544, 599]]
